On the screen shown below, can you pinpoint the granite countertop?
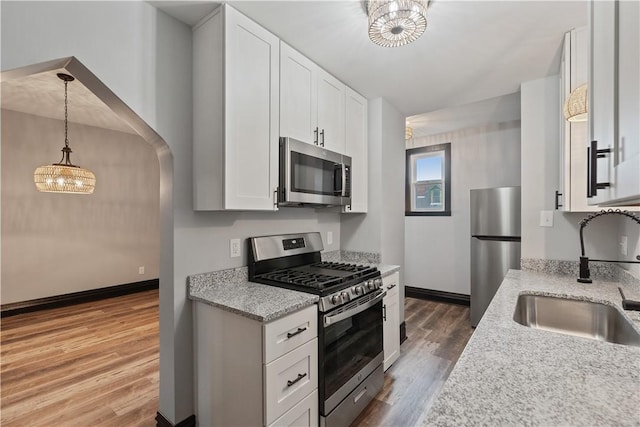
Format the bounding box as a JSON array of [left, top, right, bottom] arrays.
[[423, 269, 640, 427], [188, 268, 318, 322], [377, 264, 400, 277]]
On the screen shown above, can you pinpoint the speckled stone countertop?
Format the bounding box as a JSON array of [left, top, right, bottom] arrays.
[[322, 250, 399, 277], [423, 269, 640, 427], [188, 267, 318, 322]]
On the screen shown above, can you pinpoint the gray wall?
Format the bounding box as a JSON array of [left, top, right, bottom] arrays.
[[521, 75, 620, 262], [341, 97, 406, 321], [1, 109, 160, 304], [404, 93, 522, 295], [1, 2, 341, 423], [620, 219, 640, 277]]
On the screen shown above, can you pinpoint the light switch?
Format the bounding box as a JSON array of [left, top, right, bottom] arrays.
[[230, 238, 241, 258], [539, 210, 554, 227], [327, 231, 333, 245]]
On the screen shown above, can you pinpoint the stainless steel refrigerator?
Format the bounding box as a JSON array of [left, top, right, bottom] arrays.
[[470, 186, 521, 326]]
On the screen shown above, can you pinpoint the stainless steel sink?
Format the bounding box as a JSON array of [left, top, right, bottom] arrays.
[[513, 294, 640, 347]]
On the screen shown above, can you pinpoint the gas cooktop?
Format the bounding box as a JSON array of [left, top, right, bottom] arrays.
[[254, 261, 378, 292], [248, 233, 383, 312]]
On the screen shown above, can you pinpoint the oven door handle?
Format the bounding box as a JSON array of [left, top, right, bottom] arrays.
[[323, 291, 386, 328]]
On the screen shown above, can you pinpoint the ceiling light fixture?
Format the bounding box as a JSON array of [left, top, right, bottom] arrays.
[[368, 0, 428, 48], [33, 73, 96, 194], [563, 83, 588, 122], [405, 126, 413, 140]]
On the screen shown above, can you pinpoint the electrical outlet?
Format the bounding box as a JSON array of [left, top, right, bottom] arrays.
[[230, 238, 241, 258], [327, 231, 333, 245], [138, 266, 145, 275], [539, 210, 554, 227], [620, 235, 628, 256]]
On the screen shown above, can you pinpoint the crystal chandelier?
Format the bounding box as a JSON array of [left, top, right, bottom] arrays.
[[563, 83, 588, 122], [33, 73, 96, 194], [368, 0, 428, 48]]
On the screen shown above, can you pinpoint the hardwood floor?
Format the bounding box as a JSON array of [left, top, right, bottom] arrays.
[[0, 289, 159, 427], [1, 292, 472, 427], [351, 297, 475, 427]]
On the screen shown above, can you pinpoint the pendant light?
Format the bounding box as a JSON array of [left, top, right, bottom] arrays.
[[563, 83, 588, 122], [33, 73, 96, 194], [405, 126, 413, 140], [368, 0, 428, 48]]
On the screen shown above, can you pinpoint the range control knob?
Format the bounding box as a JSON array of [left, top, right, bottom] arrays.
[[340, 291, 350, 302], [367, 280, 375, 290], [331, 294, 342, 304], [374, 278, 383, 289], [354, 285, 364, 296]]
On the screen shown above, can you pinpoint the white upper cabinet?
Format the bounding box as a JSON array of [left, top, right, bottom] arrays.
[[280, 43, 317, 145], [193, 5, 279, 211], [343, 88, 368, 213], [280, 42, 346, 153], [588, 0, 640, 206], [317, 69, 346, 153], [557, 27, 595, 212]]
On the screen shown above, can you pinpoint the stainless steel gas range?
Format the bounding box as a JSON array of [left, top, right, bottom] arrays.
[[248, 232, 384, 427]]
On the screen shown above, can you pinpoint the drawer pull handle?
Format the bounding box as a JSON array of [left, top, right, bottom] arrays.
[[287, 373, 307, 387], [286, 327, 307, 339], [387, 284, 396, 290]]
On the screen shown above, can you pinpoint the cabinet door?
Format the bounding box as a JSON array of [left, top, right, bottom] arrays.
[[557, 31, 571, 211], [613, 0, 640, 203], [280, 42, 318, 145], [225, 5, 279, 210], [343, 88, 368, 213], [382, 272, 400, 371], [317, 68, 346, 153], [567, 27, 594, 212], [588, 0, 617, 205]]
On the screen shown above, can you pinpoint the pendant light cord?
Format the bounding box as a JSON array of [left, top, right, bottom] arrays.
[[57, 77, 74, 166]]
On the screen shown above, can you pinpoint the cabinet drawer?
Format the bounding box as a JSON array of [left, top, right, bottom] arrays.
[[383, 272, 400, 298], [264, 338, 318, 425], [268, 389, 318, 427], [264, 305, 317, 363]]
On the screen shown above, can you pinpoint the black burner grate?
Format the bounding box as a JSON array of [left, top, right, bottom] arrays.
[[310, 261, 372, 273], [259, 270, 341, 289]]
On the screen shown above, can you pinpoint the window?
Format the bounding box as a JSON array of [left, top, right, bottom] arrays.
[[405, 143, 451, 216]]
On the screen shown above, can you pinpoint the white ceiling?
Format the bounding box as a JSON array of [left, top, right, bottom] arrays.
[[225, 0, 587, 117], [1, 1, 588, 135], [1, 70, 136, 134]]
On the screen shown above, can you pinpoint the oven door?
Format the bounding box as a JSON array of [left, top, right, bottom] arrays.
[[279, 137, 351, 206], [319, 290, 384, 415]]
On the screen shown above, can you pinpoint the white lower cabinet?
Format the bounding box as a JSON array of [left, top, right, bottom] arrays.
[[194, 303, 318, 426], [382, 272, 400, 371], [268, 388, 318, 427]]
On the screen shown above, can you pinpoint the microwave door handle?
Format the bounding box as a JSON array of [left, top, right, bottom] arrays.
[[334, 164, 343, 195], [323, 291, 386, 328], [341, 164, 347, 197]]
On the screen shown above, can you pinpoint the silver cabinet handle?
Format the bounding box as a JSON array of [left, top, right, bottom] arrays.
[[387, 283, 396, 290], [287, 373, 307, 387]]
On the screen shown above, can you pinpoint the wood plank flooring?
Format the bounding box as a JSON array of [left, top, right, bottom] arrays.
[[0, 290, 159, 427], [351, 297, 474, 427], [0, 292, 473, 427]]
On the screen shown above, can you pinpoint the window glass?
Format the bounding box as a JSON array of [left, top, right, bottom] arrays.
[[406, 143, 451, 216]]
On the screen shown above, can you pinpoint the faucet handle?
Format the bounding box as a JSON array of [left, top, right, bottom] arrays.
[[577, 256, 592, 283], [618, 287, 640, 311]]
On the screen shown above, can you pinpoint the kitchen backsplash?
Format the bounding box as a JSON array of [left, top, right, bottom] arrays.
[[521, 258, 640, 286], [322, 250, 381, 264]]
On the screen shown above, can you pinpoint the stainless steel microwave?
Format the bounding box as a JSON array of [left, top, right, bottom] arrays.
[[278, 137, 351, 207]]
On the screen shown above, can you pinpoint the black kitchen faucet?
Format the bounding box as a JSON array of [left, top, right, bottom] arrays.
[[577, 209, 640, 283]]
